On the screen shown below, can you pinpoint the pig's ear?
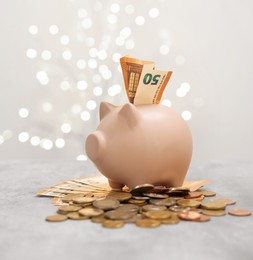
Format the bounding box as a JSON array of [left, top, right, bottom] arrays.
[[100, 102, 117, 121], [85, 131, 106, 162], [118, 103, 141, 127]]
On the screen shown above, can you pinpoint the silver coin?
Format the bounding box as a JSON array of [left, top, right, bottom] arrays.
[[169, 205, 191, 212], [143, 193, 169, 199], [150, 198, 177, 207]]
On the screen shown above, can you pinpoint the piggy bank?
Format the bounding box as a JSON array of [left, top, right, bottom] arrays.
[[85, 102, 192, 190]]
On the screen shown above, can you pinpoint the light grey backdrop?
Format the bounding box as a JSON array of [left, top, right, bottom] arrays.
[[1, 0, 253, 166]]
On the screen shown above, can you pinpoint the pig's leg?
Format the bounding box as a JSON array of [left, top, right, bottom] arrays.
[[108, 179, 124, 191], [163, 178, 183, 188]]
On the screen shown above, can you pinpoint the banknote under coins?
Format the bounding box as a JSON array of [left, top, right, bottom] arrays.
[[37, 175, 252, 228]]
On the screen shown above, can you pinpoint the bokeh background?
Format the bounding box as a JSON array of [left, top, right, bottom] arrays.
[[1, 0, 253, 166]]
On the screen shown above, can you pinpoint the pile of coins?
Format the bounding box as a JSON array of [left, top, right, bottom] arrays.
[[46, 184, 251, 228]]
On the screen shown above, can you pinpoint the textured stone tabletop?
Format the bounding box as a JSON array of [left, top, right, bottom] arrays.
[[1, 160, 253, 260]]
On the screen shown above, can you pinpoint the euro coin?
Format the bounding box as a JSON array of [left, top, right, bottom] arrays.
[[70, 202, 92, 207], [211, 197, 236, 205], [177, 199, 201, 208], [106, 191, 132, 201], [145, 210, 171, 220], [58, 205, 82, 214], [73, 197, 96, 204], [123, 214, 142, 223], [93, 198, 120, 210], [202, 209, 226, 216], [161, 213, 179, 225], [91, 216, 107, 223], [143, 193, 169, 199], [67, 212, 90, 220], [199, 190, 216, 197], [169, 196, 186, 201], [201, 201, 226, 210], [118, 204, 140, 212], [142, 205, 167, 212], [128, 199, 146, 204], [79, 208, 104, 217], [185, 195, 205, 201], [130, 184, 154, 196], [149, 198, 176, 207], [61, 194, 84, 203], [46, 214, 68, 222], [178, 211, 201, 221], [135, 219, 161, 228], [228, 208, 252, 216], [104, 209, 134, 220], [102, 220, 124, 228], [194, 214, 210, 222], [169, 205, 191, 212], [184, 191, 203, 199]]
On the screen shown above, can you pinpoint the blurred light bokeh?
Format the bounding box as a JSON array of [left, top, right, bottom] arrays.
[[1, 0, 253, 166]]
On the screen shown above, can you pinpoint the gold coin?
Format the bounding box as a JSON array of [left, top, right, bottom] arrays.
[[199, 190, 216, 197], [70, 202, 92, 207], [106, 191, 132, 201], [128, 199, 146, 204], [149, 198, 176, 207], [130, 184, 154, 196], [228, 208, 252, 216], [102, 220, 124, 228], [104, 209, 134, 220], [201, 201, 226, 210], [123, 214, 141, 223], [72, 197, 96, 204], [202, 209, 226, 216], [177, 199, 201, 208], [142, 205, 167, 212], [117, 204, 140, 212], [169, 205, 191, 212], [79, 208, 104, 217], [93, 198, 120, 210], [161, 213, 180, 225], [46, 214, 68, 222], [91, 216, 106, 223], [178, 211, 201, 221], [67, 212, 90, 220], [135, 219, 161, 228], [58, 205, 82, 213], [145, 210, 171, 220], [211, 197, 236, 205], [61, 194, 84, 203], [184, 191, 203, 199], [185, 195, 205, 201]]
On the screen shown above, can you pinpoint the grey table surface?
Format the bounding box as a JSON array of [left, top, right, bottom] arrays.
[[0, 160, 253, 260]]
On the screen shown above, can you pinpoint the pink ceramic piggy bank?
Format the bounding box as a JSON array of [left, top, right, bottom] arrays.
[[85, 102, 192, 190]]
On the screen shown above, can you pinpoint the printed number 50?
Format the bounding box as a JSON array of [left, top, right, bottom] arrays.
[[143, 73, 161, 85]]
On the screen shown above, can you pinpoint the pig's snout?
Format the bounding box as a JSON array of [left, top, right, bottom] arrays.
[[85, 131, 106, 162]]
